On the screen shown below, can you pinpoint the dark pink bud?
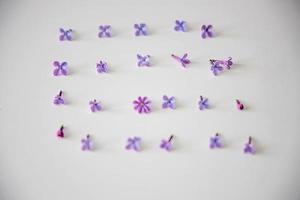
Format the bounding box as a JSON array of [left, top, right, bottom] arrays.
[[57, 125, 64, 138], [236, 99, 244, 110]]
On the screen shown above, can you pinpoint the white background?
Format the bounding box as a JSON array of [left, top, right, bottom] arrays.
[[0, 0, 300, 199]]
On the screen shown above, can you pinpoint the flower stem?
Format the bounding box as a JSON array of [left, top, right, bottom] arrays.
[[248, 136, 252, 144]]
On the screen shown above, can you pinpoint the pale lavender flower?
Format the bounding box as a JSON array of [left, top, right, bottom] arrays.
[[174, 20, 186, 32], [244, 137, 256, 154], [59, 28, 73, 41], [210, 62, 223, 76], [210, 133, 222, 149], [126, 137, 141, 151], [210, 57, 233, 75], [162, 95, 176, 109], [96, 60, 108, 73], [134, 23, 147, 36], [89, 99, 102, 112], [137, 54, 151, 67], [98, 25, 111, 38], [53, 91, 64, 105], [81, 134, 92, 151], [198, 95, 209, 110], [171, 53, 191, 67], [53, 61, 68, 76], [160, 135, 174, 151], [201, 25, 213, 39]]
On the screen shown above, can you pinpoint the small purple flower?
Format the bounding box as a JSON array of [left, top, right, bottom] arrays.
[[96, 60, 108, 73], [98, 25, 111, 38], [59, 28, 73, 41], [224, 57, 233, 70], [162, 95, 176, 109], [133, 96, 151, 114], [174, 20, 186, 32], [210, 133, 222, 149], [126, 137, 141, 151], [81, 134, 92, 151], [210, 57, 233, 75], [53, 61, 68, 76], [137, 54, 151, 67], [53, 91, 64, 105], [198, 95, 209, 110], [171, 53, 191, 68], [244, 137, 256, 154], [134, 23, 147, 36], [160, 135, 174, 151], [201, 25, 213, 39], [89, 99, 102, 112], [210, 62, 223, 76]]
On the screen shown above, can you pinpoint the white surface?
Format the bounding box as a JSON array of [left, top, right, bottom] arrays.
[[0, 0, 300, 199]]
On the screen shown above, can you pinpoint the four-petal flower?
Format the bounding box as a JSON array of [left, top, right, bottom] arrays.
[[174, 20, 187, 32], [53, 61, 68, 76], [171, 53, 191, 68], [96, 60, 109, 73], [198, 95, 209, 110], [160, 135, 174, 151], [134, 23, 147, 36], [81, 134, 93, 151], [54, 91, 64, 105], [209, 133, 222, 149], [89, 99, 102, 112], [59, 28, 73, 41], [137, 54, 151, 67], [162, 95, 176, 109], [244, 137, 256, 154], [201, 25, 213, 39], [98, 25, 111, 38], [126, 137, 141, 151]]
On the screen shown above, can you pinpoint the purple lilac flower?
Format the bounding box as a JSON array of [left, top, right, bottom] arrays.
[[213, 57, 233, 69], [96, 60, 108, 73], [126, 137, 141, 151], [134, 23, 147, 36], [209, 133, 221, 149], [174, 20, 187, 32], [53, 91, 64, 105], [160, 135, 174, 151], [81, 134, 92, 151], [137, 54, 151, 67], [224, 57, 233, 69], [89, 99, 102, 112], [98, 25, 111, 38], [198, 95, 209, 110], [244, 137, 256, 154], [171, 53, 191, 68], [53, 61, 68, 76], [133, 96, 151, 114], [59, 28, 73, 41], [201, 25, 213, 39], [162, 95, 176, 109], [210, 57, 233, 75], [210, 61, 223, 76]]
